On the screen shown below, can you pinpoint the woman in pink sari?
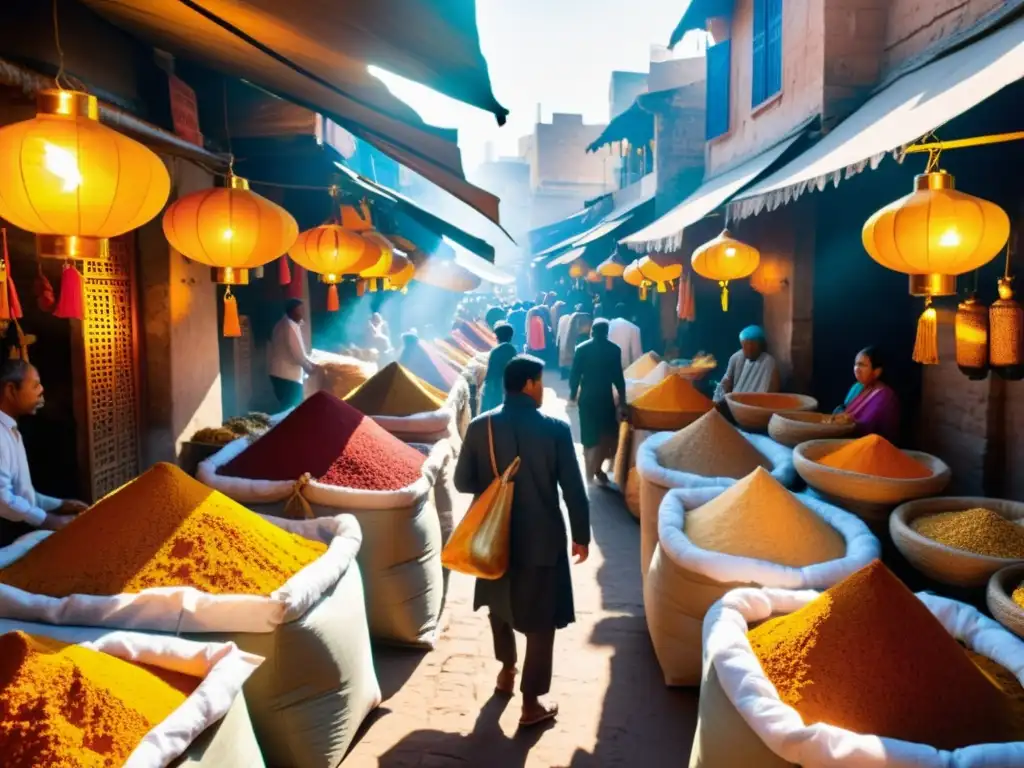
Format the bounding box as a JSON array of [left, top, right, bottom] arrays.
[[833, 346, 901, 443]]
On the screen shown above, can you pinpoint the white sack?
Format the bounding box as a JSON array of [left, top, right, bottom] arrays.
[[0, 620, 261, 768], [698, 587, 1024, 768], [0, 515, 362, 634]]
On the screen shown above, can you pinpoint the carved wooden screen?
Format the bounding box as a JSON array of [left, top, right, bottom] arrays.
[[77, 236, 141, 499]]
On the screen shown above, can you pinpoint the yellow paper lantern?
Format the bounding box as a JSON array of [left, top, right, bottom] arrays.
[[289, 224, 374, 281], [163, 174, 298, 284], [862, 170, 1009, 279], [585, 269, 602, 284], [598, 251, 627, 289], [388, 256, 415, 292], [638, 257, 682, 293], [358, 231, 395, 287], [623, 259, 643, 287], [0, 90, 170, 260], [691, 229, 760, 311], [568, 260, 586, 280]]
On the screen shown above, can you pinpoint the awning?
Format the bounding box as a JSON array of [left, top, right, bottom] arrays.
[[730, 14, 1024, 220], [544, 247, 586, 269], [334, 163, 497, 262], [621, 127, 808, 252], [528, 198, 614, 255], [447, 239, 515, 285], [587, 100, 654, 153], [82, 0, 503, 224], [670, 0, 733, 49]]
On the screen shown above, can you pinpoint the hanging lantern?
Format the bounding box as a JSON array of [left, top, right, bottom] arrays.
[[568, 260, 585, 280], [384, 251, 413, 291], [290, 223, 373, 277], [585, 269, 602, 284], [340, 201, 373, 232], [691, 229, 760, 311], [358, 231, 396, 293], [163, 174, 298, 335], [863, 169, 1009, 363], [0, 90, 170, 261], [990, 276, 1024, 380], [597, 251, 627, 290], [638, 257, 682, 293], [954, 294, 989, 380]]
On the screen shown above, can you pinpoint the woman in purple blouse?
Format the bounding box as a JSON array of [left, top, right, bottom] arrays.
[[833, 346, 901, 443]]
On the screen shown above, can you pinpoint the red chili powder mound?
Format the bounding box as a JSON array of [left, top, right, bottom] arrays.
[[220, 391, 425, 489]]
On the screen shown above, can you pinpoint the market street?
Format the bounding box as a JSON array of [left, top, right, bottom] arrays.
[[345, 381, 699, 767]]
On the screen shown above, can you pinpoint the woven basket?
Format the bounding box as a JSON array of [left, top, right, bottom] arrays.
[[793, 440, 950, 516], [767, 412, 857, 448], [632, 407, 708, 432], [890, 497, 1024, 588], [725, 393, 817, 432], [988, 564, 1024, 640]]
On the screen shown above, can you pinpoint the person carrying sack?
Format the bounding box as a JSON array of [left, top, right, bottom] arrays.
[[453, 354, 590, 728]]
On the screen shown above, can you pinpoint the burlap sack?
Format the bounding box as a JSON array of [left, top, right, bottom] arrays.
[[636, 431, 796, 582], [692, 588, 1024, 768], [647, 487, 878, 687]]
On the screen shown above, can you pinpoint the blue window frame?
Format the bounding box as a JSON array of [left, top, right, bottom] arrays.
[[752, 0, 783, 107], [706, 40, 731, 140]]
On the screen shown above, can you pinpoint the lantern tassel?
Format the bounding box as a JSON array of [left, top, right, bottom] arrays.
[[356, 280, 366, 297], [278, 257, 292, 286], [326, 284, 340, 312], [34, 262, 56, 313], [223, 288, 242, 338], [720, 281, 729, 312], [0, 229, 21, 321], [53, 263, 84, 320], [0, 257, 10, 322], [287, 264, 305, 300], [606, 276, 613, 290], [912, 299, 939, 365], [639, 283, 648, 301], [368, 278, 378, 293]]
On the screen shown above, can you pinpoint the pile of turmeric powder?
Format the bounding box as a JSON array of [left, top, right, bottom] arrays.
[[632, 374, 712, 413], [911, 507, 1024, 559], [0, 631, 196, 767], [0, 463, 326, 598], [1012, 582, 1024, 609], [818, 434, 932, 479], [748, 561, 1024, 749], [344, 362, 446, 416]]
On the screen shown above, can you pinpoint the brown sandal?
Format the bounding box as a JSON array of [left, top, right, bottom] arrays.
[[519, 701, 558, 727]]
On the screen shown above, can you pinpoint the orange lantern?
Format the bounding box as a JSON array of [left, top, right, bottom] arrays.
[[597, 251, 627, 289], [691, 229, 760, 311]]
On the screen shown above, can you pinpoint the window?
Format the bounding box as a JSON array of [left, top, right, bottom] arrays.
[[752, 0, 783, 107], [706, 40, 731, 140]]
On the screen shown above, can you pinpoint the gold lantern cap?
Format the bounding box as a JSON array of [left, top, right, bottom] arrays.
[[909, 273, 957, 297], [915, 170, 954, 192], [227, 174, 251, 191], [37, 90, 99, 121], [212, 266, 250, 285], [36, 234, 110, 261]]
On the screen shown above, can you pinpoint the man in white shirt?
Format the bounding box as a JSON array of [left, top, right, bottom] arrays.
[[607, 304, 642, 370], [268, 299, 318, 409], [0, 360, 87, 546]]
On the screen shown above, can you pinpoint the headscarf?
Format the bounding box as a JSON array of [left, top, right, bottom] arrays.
[[739, 325, 766, 343]]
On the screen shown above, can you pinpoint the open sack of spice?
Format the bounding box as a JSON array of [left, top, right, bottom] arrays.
[[344, 362, 458, 446], [691, 561, 1024, 768], [305, 349, 378, 401], [0, 624, 262, 768], [636, 410, 796, 580], [199, 391, 447, 647], [646, 471, 878, 687], [0, 463, 381, 768]]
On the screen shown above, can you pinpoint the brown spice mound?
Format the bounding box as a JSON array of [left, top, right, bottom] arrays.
[[0, 463, 326, 598], [0, 631, 191, 767], [911, 508, 1024, 559], [344, 362, 445, 416], [965, 648, 1024, 731], [655, 409, 770, 479], [748, 561, 1024, 749], [685, 467, 845, 567]]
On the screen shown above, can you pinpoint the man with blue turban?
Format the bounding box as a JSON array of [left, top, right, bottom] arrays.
[[713, 325, 780, 403]]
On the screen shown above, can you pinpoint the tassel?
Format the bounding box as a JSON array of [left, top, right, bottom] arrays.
[[34, 262, 56, 313], [53, 263, 84, 320], [720, 281, 729, 312], [0, 256, 10, 322], [606, 276, 613, 290], [912, 299, 939, 364], [223, 288, 242, 338], [368, 278, 378, 293], [286, 264, 305, 300], [326, 283, 340, 312], [356, 280, 366, 297], [639, 283, 648, 301], [0, 230, 21, 320], [279, 256, 292, 286], [657, 281, 667, 294]]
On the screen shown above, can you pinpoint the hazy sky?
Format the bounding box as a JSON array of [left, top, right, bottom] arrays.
[[374, 0, 704, 171]]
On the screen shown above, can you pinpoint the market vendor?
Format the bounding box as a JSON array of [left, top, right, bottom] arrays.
[[0, 360, 87, 546], [713, 325, 780, 404], [268, 299, 319, 409], [832, 346, 900, 443]]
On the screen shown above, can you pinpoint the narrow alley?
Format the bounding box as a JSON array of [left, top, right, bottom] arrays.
[[345, 382, 699, 767]]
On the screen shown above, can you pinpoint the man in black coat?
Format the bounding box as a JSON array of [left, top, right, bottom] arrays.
[[479, 322, 517, 413], [569, 319, 626, 485], [454, 355, 590, 728]]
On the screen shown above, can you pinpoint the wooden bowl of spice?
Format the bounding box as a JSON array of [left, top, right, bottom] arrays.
[[767, 411, 857, 448], [793, 436, 950, 519], [890, 498, 1024, 588], [987, 563, 1024, 639], [725, 393, 818, 432]]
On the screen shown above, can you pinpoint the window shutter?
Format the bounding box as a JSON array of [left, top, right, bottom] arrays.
[[766, 0, 783, 98], [752, 0, 767, 107], [705, 40, 731, 140]]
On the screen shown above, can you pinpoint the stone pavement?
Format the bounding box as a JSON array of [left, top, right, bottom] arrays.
[[344, 382, 699, 767]]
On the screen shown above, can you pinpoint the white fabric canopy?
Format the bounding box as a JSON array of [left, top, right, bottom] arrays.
[[546, 247, 587, 269], [730, 15, 1024, 220], [448, 238, 515, 284], [621, 130, 805, 252]]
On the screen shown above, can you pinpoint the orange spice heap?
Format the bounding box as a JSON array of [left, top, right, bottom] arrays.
[[633, 374, 713, 413], [344, 362, 445, 416], [818, 434, 931, 479], [730, 392, 806, 410], [748, 561, 1024, 749], [0, 631, 195, 767], [0, 463, 326, 598]]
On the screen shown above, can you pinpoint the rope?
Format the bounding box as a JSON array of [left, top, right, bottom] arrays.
[[284, 473, 314, 519]]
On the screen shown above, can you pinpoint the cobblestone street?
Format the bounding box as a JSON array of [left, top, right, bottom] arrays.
[[345, 383, 699, 767]]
